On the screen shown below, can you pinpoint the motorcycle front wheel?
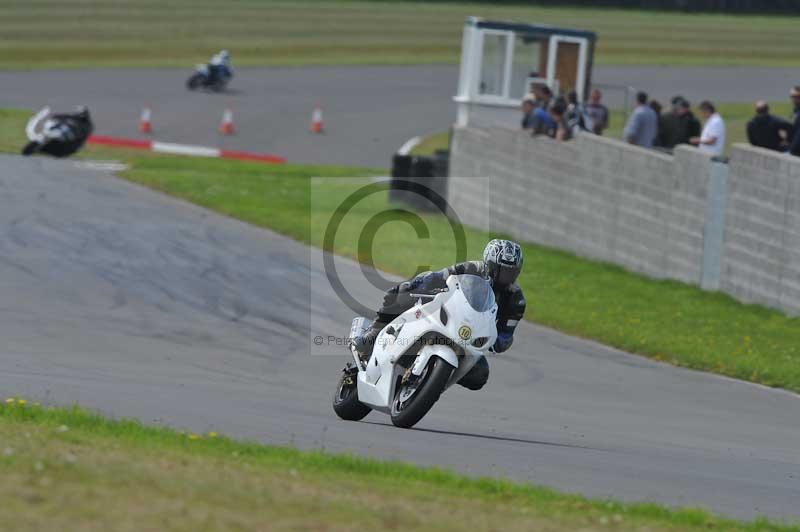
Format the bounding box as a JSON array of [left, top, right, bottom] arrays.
[[186, 73, 205, 90], [332, 365, 371, 421], [21, 141, 40, 156], [390, 357, 453, 429]]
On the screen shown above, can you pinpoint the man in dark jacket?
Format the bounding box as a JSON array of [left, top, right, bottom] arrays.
[[790, 86, 800, 156], [659, 97, 701, 149], [747, 101, 792, 152], [354, 239, 526, 391]]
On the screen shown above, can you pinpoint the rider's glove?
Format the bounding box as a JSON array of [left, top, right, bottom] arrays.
[[493, 331, 514, 353]]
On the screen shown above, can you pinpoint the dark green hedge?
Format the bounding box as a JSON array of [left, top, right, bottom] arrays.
[[370, 0, 800, 13]]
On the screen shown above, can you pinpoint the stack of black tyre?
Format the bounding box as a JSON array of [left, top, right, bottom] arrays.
[[388, 149, 449, 214]]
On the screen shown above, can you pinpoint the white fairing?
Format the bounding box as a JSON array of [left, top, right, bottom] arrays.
[[41, 119, 67, 141], [195, 64, 210, 75], [25, 107, 51, 142], [355, 274, 498, 413]]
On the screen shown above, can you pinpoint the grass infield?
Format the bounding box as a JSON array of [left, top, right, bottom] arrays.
[[0, 399, 796, 531], [2, 107, 800, 395], [1, 0, 799, 69]]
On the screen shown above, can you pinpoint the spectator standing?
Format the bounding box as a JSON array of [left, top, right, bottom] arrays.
[[585, 88, 609, 135], [675, 98, 703, 144], [649, 100, 664, 147], [531, 105, 555, 135], [746, 101, 791, 152], [681, 100, 702, 143], [622, 91, 658, 148], [533, 85, 553, 111], [548, 100, 571, 141], [521, 97, 537, 130], [525, 94, 555, 136], [660, 97, 701, 149], [691, 101, 726, 156], [565, 90, 591, 135], [790, 86, 800, 156]]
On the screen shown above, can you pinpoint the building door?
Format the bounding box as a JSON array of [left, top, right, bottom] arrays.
[[546, 36, 588, 100]]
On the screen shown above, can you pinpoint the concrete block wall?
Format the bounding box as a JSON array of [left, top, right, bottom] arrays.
[[449, 126, 713, 285], [720, 145, 800, 313]]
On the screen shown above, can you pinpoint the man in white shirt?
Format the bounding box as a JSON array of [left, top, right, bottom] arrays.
[[690, 100, 725, 156]]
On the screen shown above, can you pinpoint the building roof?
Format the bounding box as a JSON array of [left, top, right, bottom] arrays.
[[467, 17, 597, 42]]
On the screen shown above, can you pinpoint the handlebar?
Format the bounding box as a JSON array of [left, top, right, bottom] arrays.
[[410, 288, 449, 300]]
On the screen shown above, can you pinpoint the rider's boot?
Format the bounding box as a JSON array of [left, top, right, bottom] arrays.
[[353, 321, 384, 363]]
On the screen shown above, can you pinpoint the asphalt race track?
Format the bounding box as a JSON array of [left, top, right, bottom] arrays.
[[1, 154, 799, 522], [1, 65, 798, 168]]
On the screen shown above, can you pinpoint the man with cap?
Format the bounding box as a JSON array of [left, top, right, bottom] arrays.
[[659, 96, 701, 149]]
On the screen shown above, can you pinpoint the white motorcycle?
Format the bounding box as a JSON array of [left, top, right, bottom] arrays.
[[333, 274, 498, 428], [22, 106, 91, 158]]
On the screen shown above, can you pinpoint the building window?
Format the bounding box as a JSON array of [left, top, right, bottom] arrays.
[[479, 33, 508, 97], [510, 35, 543, 100]]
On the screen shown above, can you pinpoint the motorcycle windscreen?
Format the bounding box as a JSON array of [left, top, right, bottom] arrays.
[[459, 275, 495, 312]]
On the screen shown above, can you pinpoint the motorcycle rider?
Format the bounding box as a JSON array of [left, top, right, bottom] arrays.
[[207, 49, 233, 86], [354, 239, 526, 391], [22, 105, 94, 158]]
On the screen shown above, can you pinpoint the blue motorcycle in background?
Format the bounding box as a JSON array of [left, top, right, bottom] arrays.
[[186, 63, 233, 92]]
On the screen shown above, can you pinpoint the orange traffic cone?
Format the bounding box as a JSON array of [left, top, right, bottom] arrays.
[[310, 103, 324, 134], [219, 106, 235, 135], [138, 105, 152, 134]]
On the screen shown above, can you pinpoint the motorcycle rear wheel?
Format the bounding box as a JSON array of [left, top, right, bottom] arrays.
[[332, 365, 371, 421], [390, 357, 453, 429]]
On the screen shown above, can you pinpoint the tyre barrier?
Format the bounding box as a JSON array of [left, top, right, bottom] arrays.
[[388, 150, 449, 213]]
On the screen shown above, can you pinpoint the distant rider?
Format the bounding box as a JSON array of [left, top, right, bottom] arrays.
[[208, 50, 233, 85], [23, 106, 94, 158], [354, 239, 526, 391]]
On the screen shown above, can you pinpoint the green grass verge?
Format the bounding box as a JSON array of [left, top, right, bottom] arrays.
[[1, 0, 799, 69], [3, 107, 800, 394], [0, 399, 796, 531], [410, 130, 451, 156], [0, 108, 31, 154]]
